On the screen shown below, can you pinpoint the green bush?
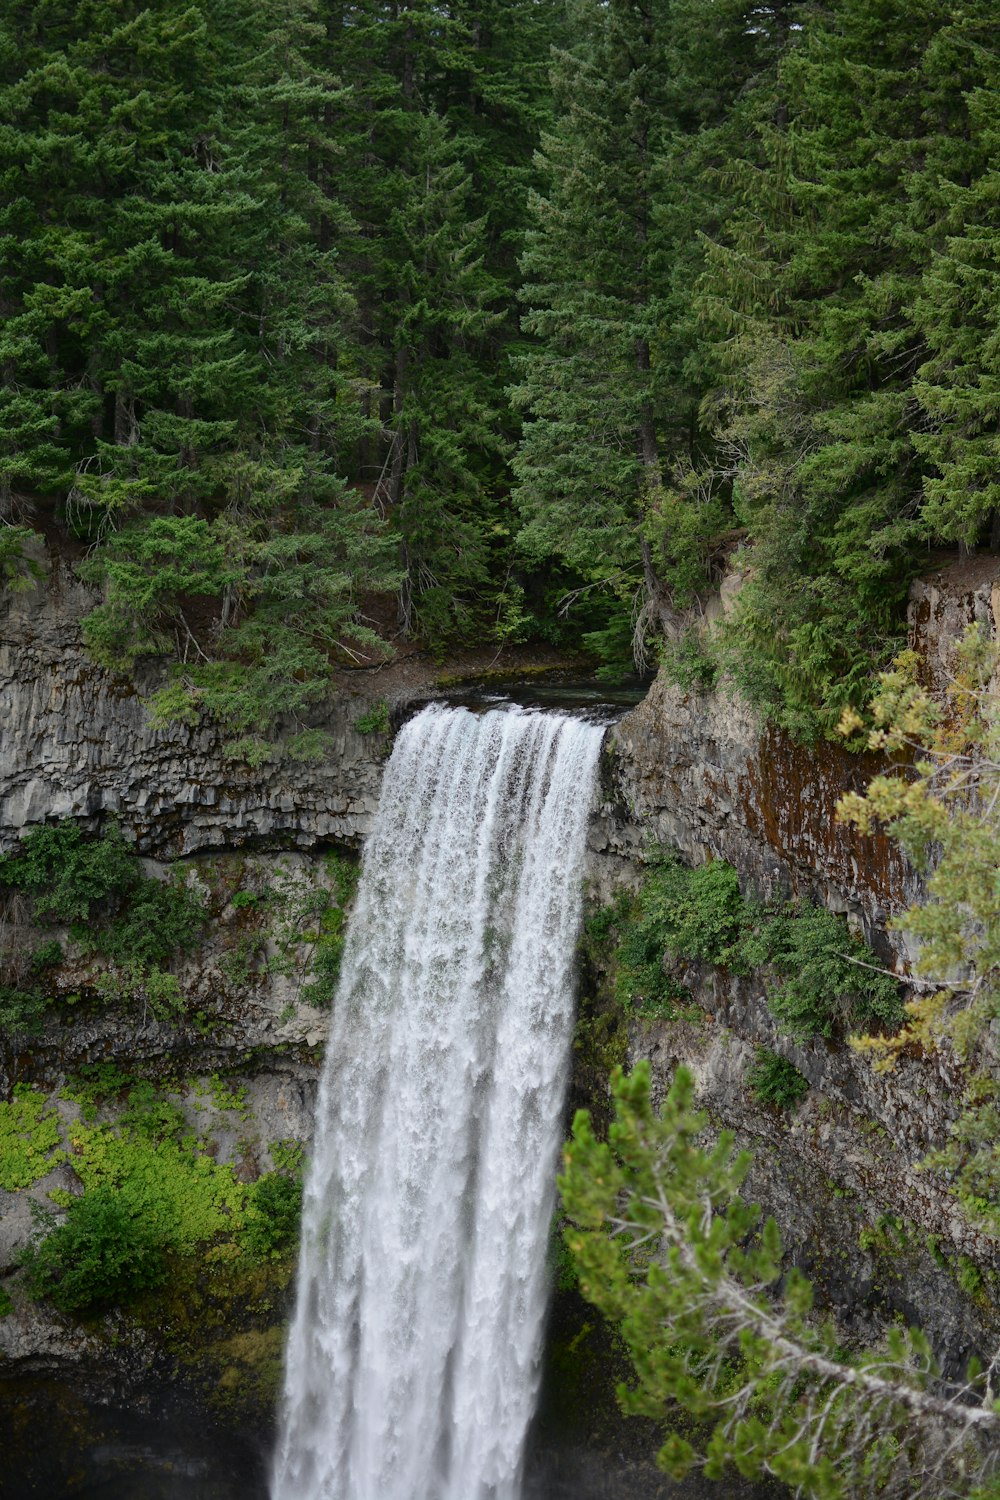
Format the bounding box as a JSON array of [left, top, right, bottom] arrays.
[[606, 854, 903, 1041], [93, 875, 207, 968], [0, 985, 48, 1039], [746, 1048, 809, 1110], [0, 822, 136, 924], [0, 1086, 65, 1190], [764, 907, 905, 1040], [20, 1188, 166, 1314], [243, 1172, 302, 1260], [0, 526, 45, 594], [354, 699, 390, 735], [613, 896, 691, 1018]]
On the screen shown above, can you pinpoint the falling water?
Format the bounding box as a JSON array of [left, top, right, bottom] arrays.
[[271, 702, 605, 1500]]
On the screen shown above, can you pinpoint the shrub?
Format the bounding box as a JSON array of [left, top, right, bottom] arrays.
[[20, 1188, 165, 1314], [0, 984, 48, 1040], [93, 875, 207, 967], [354, 699, 390, 735], [746, 1048, 809, 1111], [0, 525, 45, 593], [68, 1106, 245, 1251], [765, 907, 905, 1040], [0, 821, 136, 924], [242, 1172, 302, 1260], [605, 853, 903, 1041]]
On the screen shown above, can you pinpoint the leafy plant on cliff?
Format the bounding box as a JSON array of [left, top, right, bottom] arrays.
[[0, 821, 136, 925], [91, 875, 207, 969], [0, 1085, 65, 1191], [837, 626, 1000, 1230], [0, 823, 210, 1033], [609, 853, 902, 1040], [21, 1075, 305, 1315], [561, 1061, 1000, 1499], [762, 907, 904, 1041], [0, 525, 44, 594], [20, 1188, 166, 1315], [746, 1048, 809, 1111], [242, 1171, 303, 1262]]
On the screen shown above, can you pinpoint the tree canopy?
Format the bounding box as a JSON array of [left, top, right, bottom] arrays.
[[4, 0, 1000, 742]]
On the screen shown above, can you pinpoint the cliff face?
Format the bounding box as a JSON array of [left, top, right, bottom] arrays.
[[0, 561, 386, 856], [3, 553, 1000, 1483], [583, 555, 1000, 1381], [596, 679, 912, 948]]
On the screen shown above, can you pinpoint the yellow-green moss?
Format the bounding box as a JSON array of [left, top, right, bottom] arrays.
[[0, 1086, 65, 1190]]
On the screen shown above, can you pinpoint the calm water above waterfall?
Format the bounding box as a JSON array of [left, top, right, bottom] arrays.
[[271, 703, 605, 1500]]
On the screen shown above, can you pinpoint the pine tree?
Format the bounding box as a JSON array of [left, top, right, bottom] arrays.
[[697, 0, 957, 734], [319, 0, 555, 641], [511, 0, 791, 654], [910, 5, 1000, 550], [0, 0, 400, 744]]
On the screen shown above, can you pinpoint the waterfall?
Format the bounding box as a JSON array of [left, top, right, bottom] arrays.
[[271, 702, 605, 1500]]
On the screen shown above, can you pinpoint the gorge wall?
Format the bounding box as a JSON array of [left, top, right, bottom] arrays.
[[3, 548, 1000, 1491]]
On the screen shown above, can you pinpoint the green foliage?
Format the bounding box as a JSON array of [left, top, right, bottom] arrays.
[[762, 907, 904, 1041], [15, 1072, 307, 1316], [660, 629, 720, 694], [0, 526, 44, 594], [95, 963, 186, 1023], [60, 1063, 138, 1121], [268, 1138, 305, 1177], [242, 1172, 302, 1262], [0, 822, 135, 925], [91, 875, 207, 969], [0, 1086, 65, 1191], [3, 0, 1000, 736], [206, 1076, 249, 1118], [746, 1049, 809, 1112], [0, 985, 48, 1040], [66, 1089, 245, 1254], [354, 700, 391, 736], [560, 1062, 998, 1500], [605, 887, 690, 1020], [836, 631, 1000, 1230], [606, 853, 902, 1040], [0, 823, 209, 1034], [20, 1188, 166, 1315]]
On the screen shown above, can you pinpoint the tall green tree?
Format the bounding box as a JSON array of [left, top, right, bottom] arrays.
[[561, 1061, 1000, 1500], [700, 0, 1000, 735], [0, 0, 400, 743], [910, 9, 1000, 550], [321, 0, 558, 641], [512, 0, 792, 654]]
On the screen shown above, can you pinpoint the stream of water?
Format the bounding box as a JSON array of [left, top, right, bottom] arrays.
[[270, 703, 605, 1500]]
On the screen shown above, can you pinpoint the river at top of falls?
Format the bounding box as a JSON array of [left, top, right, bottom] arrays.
[[271, 702, 606, 1500]]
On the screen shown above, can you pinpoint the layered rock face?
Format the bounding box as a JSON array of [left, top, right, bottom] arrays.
[[0, 561, 386, 856], [3, 550, 1000, 1467], [598, 681, 912, 946], [597, 554, 1000, 964]]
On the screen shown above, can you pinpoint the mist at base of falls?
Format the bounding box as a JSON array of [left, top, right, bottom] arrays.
[[271, 703, 606, 1500]]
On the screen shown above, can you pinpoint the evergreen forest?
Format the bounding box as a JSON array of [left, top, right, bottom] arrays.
[[3, 0, 999, 744]]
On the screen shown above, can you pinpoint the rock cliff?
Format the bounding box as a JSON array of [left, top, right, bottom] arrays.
[[3, 549, 1000, 1495], [0, 560, 386, 856]]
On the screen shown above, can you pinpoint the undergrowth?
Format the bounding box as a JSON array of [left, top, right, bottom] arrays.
[[0, 821, 208, 1036], [597, 853, 904, 1040], [746, 1048, 810, 1111], [17, 1077, 305, 1315]]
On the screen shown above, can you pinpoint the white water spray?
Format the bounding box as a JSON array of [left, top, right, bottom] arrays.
[[271, 702, 604, 1500]]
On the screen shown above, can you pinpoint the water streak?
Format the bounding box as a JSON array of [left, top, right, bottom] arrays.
[[272, 703, 604, 1500]]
